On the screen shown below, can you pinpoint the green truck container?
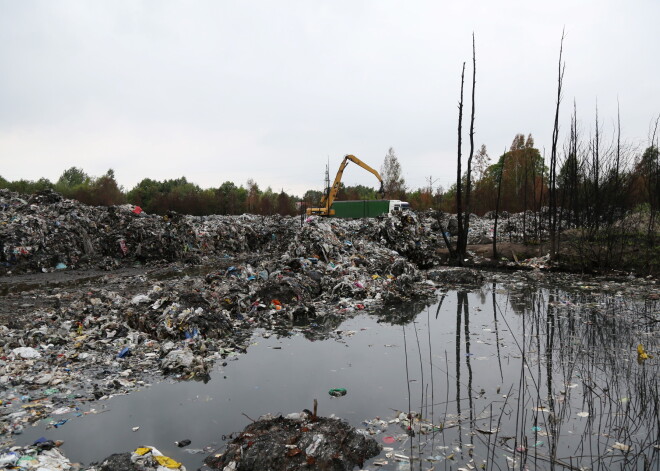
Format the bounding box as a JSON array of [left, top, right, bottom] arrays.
[[330, 200, 409, 218]]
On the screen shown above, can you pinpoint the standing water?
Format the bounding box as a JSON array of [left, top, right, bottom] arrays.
[[17, 278, 659, 470]]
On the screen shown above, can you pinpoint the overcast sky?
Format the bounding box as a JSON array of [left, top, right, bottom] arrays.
[[1, 1, 658, 197]]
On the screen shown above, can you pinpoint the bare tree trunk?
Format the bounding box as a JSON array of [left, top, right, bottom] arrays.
[[593, 104, 601, 232], [569, 101, 579, 228], [549, 31, 565, 259], [523, 159, 528, 243], [493, 150, 506, 260], [455, 62, 466, 265], [647, 115, 660, 274], [615, 100, 621, 198], [538, 149, 546, 242], [461, 35, 477, 257], [531, 161, 537, 238]]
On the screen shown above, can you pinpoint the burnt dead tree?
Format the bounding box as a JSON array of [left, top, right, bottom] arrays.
[[492, 150, 507, 259], [455, 35, 477, 263], [455, 62, 466, 264], [591, 105, 601, 232], [458, 34, 477, 258], [549, 31, 565, 259], [646, 116, 660, 273]]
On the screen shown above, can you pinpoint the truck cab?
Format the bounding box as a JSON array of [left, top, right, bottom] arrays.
[[389, 200, 411, 215]]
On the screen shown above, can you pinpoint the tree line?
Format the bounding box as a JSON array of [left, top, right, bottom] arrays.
[[0, 136, 657, 221]]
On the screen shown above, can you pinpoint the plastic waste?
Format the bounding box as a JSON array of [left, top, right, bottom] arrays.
[[613, 442, 631, 452], [0, 452, 19, 466], [329, 388, 347, 397], [176, 439, 191, 447], [637, 344, 653, 363], [131, 446, 185, 470], [305, 433, 324, 456], [155, 455, 183, 468], [162, 348, 195, 371], [12, 346, 41, 359], [33, 437, 59, 450], [117, 347, 131, 358]]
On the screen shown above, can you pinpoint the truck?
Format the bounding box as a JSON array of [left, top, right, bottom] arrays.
[[306, 154, 384, 217], [306, 154, 410, 218], [330, 199, 410, 218]]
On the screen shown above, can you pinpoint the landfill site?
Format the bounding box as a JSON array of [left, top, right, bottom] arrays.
[[1, 189, 658, 471]]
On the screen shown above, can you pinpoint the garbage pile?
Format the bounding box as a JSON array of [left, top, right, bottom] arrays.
[[2, 189, 553, 277], [203, 411, 380, 471], [0, 439, 75, 470], [431, 209, 551, 245], [0, 441, 191, 471], [0, 189, 298, 275], [0, 190, 576, 453], [0, 190, 561, 442], [0, 197, 441, 439], [89, 446, 187, 471]]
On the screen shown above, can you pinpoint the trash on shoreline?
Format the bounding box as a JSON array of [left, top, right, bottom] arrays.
[[203, 412, 380, 471]]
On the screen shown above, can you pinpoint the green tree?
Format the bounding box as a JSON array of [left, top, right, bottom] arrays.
[[380, 147, 406, 199], [629, 145, 659, 208], [57, 167, 90, 188], [216, 181, 248, 215], [88, 169, 125, 206], [246, 179, 260, 214], [303, 189, 323, 205], [472, 144, 490, 181], [127, 178, 161, 212]]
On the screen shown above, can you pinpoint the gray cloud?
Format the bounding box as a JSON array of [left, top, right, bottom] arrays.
[[1, 0, 658, 197]]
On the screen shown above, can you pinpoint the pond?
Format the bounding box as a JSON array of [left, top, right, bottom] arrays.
[[17, 278, 659, 470]]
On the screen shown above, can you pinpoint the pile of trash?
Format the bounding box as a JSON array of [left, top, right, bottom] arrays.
[[0, 441, 191, 471], [1, 189, 554, 277], [1, 412, 380, 471], [90, 446, 187, 471], [203, 411, 380, 471], [0, 190, 565, 442], [0, 439, 75, 470], [0, 189, 297, 275], [0, 240, 438, 439]]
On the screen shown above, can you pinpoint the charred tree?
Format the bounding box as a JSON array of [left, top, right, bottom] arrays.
[[455, 62, 466, 264], [459, 35, 477, 257], [592, 105, 601, 232], [493, 150, 507, 260], [549, 31, 565, 259]]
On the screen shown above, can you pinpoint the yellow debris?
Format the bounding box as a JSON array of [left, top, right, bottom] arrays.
[[637, 344, 653, 362], [155, 455, 182, 469], [134, 447, 152, 456]]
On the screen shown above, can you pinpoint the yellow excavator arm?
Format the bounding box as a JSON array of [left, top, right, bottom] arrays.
[[307, 154, 384, 216]]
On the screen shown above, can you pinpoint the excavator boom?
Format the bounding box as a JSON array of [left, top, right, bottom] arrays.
[[307, 154, 384, 217]]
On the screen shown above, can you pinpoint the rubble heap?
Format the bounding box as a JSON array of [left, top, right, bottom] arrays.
[[0, 189, 297, 275], [1, 189, 545, 276], [204, 412, 380, 471]]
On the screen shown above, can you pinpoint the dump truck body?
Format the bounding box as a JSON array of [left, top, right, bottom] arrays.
[[330, 200, 409, 218]]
